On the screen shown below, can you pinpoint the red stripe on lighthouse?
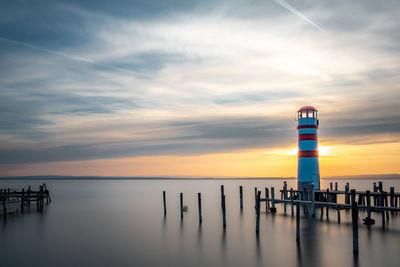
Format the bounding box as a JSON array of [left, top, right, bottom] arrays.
[[298, 133, 317, 141], [298, 151, 319, 157], [297, 125, 318, 130]]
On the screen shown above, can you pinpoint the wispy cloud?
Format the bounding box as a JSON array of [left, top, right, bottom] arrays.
[[271, 0, 326, 33], [0, 36, 154, 79]]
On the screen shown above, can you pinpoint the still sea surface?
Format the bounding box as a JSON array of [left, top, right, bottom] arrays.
[[1, 178, 400, 267]]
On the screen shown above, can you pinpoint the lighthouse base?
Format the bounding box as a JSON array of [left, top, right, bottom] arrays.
[[297, 181, 314, 191]]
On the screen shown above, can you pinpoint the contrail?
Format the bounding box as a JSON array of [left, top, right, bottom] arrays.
[[0, 36, 154, 79], [271, 0, 326, 33]]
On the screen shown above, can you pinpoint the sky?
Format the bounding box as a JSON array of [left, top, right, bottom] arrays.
[[0, 0, 400, 177]]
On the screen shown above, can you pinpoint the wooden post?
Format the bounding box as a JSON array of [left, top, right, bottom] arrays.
[[180, 193, 183, 219], [350, 189, 356, 205], [373, 183, 378, 206], [222, 194, 226, 228], [27, 186, 31, 207], [198, 193, 202, 224], [363, 190, 375, 225], [378, 181, 383, 192], [270, 187, 276, 213], [21, 189, 25, 214], [380, 191, 385, 228], [239, 186, 243, 210], [326, 189, 329, 220], [265, 188, 270, 211], [256, 191, 261, 233], [330, 183, 333, 190], [320, 206, 324, 220], [296, 203, 300, 241], [335, 182, 338, 191], [221, 185, 224, 208], [2, 191, 6, 219], [254, 187, 257, 207], [384, 191, 389, 221], [352, 201, 359, 253], [345, 184, 350, 204], [390, 187, 394, 209], [163, 191, 167, 216], [290, 188, 294, 217], [311, 184, 315, 217]]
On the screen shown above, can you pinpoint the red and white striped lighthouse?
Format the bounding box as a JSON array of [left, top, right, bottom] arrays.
[[297, 106, 320, 190]]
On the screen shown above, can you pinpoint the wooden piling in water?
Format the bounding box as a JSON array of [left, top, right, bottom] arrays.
[[198, 192, 202, 224], [256, 191, 261, 233], [352, 200, 359, 253], [163, 191, 167, 216], [296, 203, 300, 241], [221, 185, 224, 208], [378, 181, 383, 192], [254, 187, 257, 207], [330, 183, 333, 190], [390, 187, 394, 210], [311, 185, 315, 217], [290, 188, 294, 217], [337, 206, 341, 223], [239, 186, 243, 210], [380, 191, 385, 228], [265, 188, 270, 211], [180, 192, 183, 219], [345, 184, 350, 204], [270, 187, 276, 213], [326, 189, 329, 220], [335, 182, 338, 191], [222, 194, 226, 228], [21, 189, 25, 214]]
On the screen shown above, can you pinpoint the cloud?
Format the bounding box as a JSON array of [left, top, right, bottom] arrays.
[[0, 0, 400, 167]]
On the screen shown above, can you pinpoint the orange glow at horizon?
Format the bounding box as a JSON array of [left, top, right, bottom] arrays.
[[1, 141, 399, 178]]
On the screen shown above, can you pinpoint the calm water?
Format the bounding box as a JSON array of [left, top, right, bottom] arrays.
[[1, 179, 400, 267]]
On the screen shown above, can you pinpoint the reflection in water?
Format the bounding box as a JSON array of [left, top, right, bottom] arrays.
[[255, 233, 262, 267], [302, 218, 320, 267], [353, 252, 359, 267], [296, 241, 303, 267]]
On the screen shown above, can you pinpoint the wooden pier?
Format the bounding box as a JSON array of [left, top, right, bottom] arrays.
[[162, 180, 400, 254], [1, 184, 51, 219]]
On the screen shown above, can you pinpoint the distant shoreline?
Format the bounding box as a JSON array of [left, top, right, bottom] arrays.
[[0, 174, 399, 180]]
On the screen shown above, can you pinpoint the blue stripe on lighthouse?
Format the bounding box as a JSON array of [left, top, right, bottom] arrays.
[[298, 140, 318, 151], [298, 128, 317, 134]]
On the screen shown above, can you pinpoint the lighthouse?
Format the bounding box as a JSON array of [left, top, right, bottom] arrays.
[[297, 106, 320, 190]]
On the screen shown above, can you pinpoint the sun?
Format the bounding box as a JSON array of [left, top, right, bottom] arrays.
[[287, 146, 333, 156]]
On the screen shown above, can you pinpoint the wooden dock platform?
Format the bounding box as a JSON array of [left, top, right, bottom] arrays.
[[1, 184, 51, 218]]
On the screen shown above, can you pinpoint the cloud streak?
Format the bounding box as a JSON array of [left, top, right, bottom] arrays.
[[0, 36, 154, 79], [271, 0, 326, 33]]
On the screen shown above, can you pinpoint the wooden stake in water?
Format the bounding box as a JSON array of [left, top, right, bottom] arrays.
[[239, 186, 243, 210], [222, 194, 226, 228], [290, 188, 294, 217], [311, 184, 315, 217], [180, 193, 183, 219], [21, 188, 25, 214], [352, 201, 359, 253], [163, 191, 167, 216], [221, 185, 224, 208], [296, 203, 300, 241], [265, 188, 269, 212], [270, 187, 276, 213], [256, 191, 261, 233], [198, 192, 202, 224]]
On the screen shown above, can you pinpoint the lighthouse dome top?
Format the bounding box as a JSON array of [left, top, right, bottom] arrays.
[[298, 106, 317, 112]]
